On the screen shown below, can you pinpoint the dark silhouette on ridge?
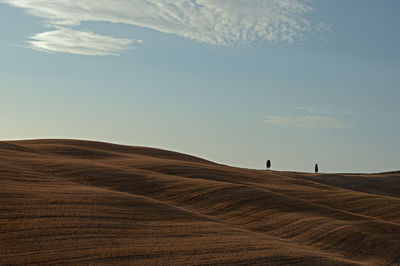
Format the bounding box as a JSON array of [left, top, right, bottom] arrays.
[[266, 160, 271, 170], [315, 163, 319, 173]]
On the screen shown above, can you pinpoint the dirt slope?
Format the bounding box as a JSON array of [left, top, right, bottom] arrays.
[[1, 139, 400, 265]]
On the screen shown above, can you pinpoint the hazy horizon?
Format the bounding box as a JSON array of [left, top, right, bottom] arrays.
[[1, 0, 399, 173]]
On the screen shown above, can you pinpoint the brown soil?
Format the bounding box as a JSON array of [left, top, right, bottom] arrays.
[[1, 139, 400, 265]]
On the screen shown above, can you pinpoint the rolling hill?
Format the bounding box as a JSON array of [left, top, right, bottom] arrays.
[[1, 139, 400, 265]]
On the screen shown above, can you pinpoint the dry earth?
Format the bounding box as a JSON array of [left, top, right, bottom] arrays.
[[1, 139, 400, 265]]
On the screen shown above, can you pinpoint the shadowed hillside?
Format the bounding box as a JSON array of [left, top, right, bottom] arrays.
[[1, 139, 400, 265]]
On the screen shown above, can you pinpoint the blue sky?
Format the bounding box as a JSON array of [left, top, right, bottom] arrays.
[[0, 0, 399, 173]]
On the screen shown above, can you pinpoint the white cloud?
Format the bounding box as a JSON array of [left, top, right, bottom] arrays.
[[1, 0, 321, 55], [29, 27, 134, 56], [264, 115, 347, 129]]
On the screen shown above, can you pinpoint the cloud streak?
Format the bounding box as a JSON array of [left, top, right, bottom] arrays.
[[295, 106, 331, 115], [29, 27, 134, 56], [264, 115, 347, 130], [1, 0, 320, 55]]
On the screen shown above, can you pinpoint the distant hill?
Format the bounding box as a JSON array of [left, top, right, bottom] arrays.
[[1, 139, 400, 265]]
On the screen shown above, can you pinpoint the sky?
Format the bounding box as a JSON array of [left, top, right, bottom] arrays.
[[0, 0, 399, 173]]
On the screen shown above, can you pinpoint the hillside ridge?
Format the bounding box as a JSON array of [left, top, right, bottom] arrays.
[[1, 139, 400, 265]]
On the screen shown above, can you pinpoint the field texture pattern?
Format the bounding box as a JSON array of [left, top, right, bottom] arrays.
[[1, 140, 400, 265]]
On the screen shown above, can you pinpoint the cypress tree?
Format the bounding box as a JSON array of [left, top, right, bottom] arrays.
[[315, 163, 319, 173], [266, 160, 271, 170]]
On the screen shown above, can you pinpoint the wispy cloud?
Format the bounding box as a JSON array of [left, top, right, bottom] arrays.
[[1, 0, 323, 55], [264, 115, 347, 129], [341, 110, 353, 115], [29, 27, 135, 56], [295, 106, 331, 115]]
